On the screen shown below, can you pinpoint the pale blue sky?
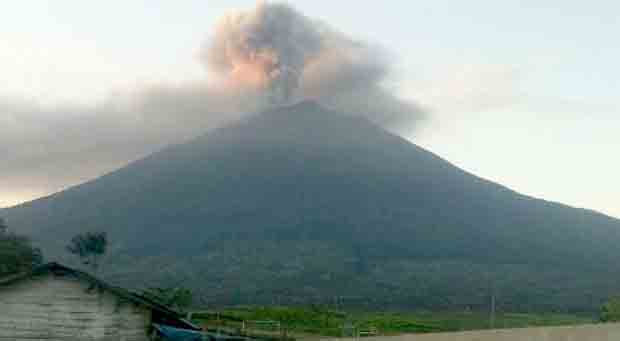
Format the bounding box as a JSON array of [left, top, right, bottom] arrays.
[[1, 1, 618, 217]]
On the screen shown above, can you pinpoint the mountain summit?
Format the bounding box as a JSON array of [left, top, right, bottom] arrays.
[[3, 102, 620, 310]]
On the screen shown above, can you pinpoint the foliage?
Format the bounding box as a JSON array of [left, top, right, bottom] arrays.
[[66, 231, 107, 272], [601, 297, 620, 322], [0, 217, 43, 276], [143, 287, 193, 312]]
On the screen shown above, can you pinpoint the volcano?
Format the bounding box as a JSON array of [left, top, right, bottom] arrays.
[[3, 101, 620, 311]]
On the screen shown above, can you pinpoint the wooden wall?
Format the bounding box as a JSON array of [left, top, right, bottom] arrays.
[[0, 273, 152, 341]]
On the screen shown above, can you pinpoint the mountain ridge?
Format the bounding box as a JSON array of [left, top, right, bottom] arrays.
[[2, 101, 620, 311]]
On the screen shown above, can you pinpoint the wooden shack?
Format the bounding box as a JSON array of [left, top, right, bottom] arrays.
[[0, 262, 199, 340]]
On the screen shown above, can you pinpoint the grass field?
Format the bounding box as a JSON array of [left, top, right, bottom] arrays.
[[191, 306, 597, 338]]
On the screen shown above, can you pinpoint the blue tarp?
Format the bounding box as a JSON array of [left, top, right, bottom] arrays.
[[153, 324, 204, 341]]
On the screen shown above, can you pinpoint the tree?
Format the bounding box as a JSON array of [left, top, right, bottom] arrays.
[[142, 287, 193, 312], [0, 218, 43, 276], [601, 297, 620, 322], [66, 232, 107, 273], [0, 217, 7, 235]]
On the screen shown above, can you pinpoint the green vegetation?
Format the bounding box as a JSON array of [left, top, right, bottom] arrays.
[[0, 217, 42, 276], [601, 297, 620, 322], [191, 306, 595, 338], [143, 287, 193, 312], [66, 231, 108, 273]]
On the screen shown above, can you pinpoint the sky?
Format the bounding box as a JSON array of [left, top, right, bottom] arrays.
[[0, 1, 618, 218]]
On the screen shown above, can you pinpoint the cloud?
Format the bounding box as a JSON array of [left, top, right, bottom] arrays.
[[0, 85, 262, 204], [0, 2, 424, 207], [203, 1, 423, 128]]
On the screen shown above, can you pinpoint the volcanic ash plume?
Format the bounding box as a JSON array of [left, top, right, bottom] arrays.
[[204, 2, 387, 105], [1, 1, 426, 205]]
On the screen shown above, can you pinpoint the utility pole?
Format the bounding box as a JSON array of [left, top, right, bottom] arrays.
[[489, 280, 496, 329]]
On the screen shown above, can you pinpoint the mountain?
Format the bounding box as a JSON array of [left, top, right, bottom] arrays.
[[3, 101, 620, 311]]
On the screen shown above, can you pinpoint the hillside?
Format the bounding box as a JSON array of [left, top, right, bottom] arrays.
[[3, 101, 620, 311]]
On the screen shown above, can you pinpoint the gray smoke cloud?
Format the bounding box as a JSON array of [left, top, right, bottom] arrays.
[[0, 1, 424, 207], [206, 2, 322, 103], [203, 2, 422, 129], [0, 85, 263, 205]]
